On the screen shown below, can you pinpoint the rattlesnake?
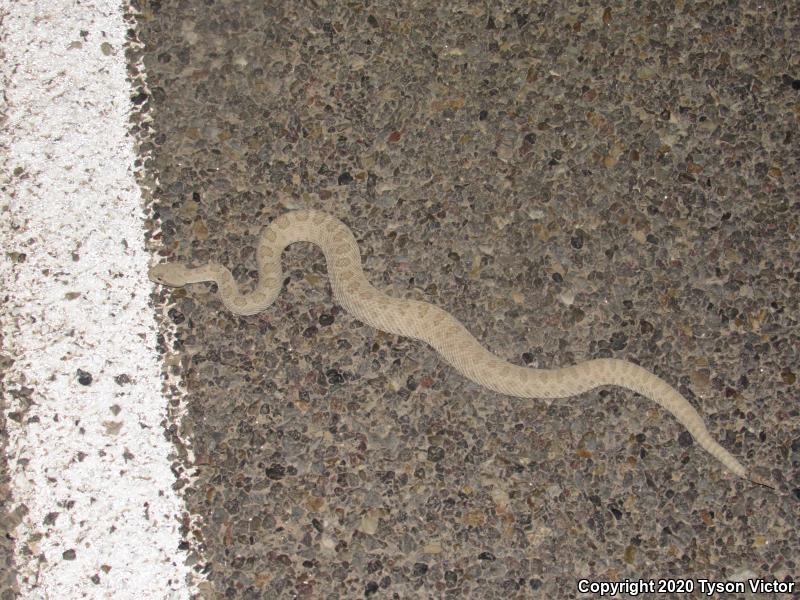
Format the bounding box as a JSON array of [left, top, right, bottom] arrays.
[[149, 209, 775, 489]]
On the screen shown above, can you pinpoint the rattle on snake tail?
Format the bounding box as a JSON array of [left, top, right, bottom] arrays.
[[149, 209, 777, 491]]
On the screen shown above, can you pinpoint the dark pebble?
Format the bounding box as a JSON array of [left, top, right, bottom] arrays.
[[265, 464, 286, 480], [570, 230, 585, 249], [303, 326, 317, 338], [479, 109, 488, 120], [63, 549, 76, 560], [678, 431, 693, 447], [168, 307, 185, 324], [551, 272, 563, 283], [610, 331, 627, 350], [529, 578, 543, 590], [365, 581, 379, 596], [478, 551, 496, 561], [318, 313, 334, 326], [426, 446, 445, 462], [445, 570, 458, 585], [337, 172, 353, 185], [521, 352, 534, 365], [77, 369, 93, 386], [412, 562, 428, 576], [326, 369, 344, 385]]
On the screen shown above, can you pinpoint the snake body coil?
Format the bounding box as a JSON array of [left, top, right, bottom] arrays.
[[150, 209, 775, 488]]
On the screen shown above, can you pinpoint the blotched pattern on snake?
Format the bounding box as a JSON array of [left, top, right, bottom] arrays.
[[150, 209, 775, 489]]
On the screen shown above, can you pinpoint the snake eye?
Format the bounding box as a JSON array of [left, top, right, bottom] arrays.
[[149, 264, 182, 287], [155, 264, 191, 287]]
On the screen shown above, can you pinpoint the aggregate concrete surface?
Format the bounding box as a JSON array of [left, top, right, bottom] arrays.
[[134, 1, 798, 598]]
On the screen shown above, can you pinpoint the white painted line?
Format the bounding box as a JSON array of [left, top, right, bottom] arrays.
[[0, 1, 195, 597]]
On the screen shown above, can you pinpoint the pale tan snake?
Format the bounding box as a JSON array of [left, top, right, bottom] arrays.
[[149, 209, 776, 489]]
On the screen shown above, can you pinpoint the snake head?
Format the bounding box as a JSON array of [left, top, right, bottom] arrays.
[[148, 263, 189, 287]]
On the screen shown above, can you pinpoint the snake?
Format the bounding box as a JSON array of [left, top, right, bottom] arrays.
[[149, 209, 776, 489]]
